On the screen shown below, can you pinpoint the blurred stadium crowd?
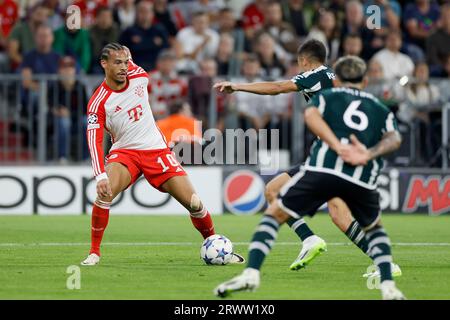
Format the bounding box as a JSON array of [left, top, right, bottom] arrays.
[[0, 0, 449, 167]]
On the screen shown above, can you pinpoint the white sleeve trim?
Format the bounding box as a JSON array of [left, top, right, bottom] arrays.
[[95, 172, 109, 182], [385, 112, 396, 132], [318, 95, 326, 115]]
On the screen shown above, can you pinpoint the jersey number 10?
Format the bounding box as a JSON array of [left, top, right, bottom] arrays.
[[157, 154, 180, 172]]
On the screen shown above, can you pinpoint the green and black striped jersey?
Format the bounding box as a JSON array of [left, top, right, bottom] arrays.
[[291, 65, 336, 101], [304, 87, 399, 190]]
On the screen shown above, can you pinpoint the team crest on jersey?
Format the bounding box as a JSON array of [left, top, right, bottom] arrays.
[[134, 85, 145, 98], [88, 113, 98, 124]]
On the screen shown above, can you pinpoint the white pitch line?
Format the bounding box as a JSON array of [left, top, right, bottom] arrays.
[[0, 242, 450, 247]]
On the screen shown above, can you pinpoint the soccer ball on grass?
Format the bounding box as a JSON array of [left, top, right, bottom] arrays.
[[200, 234, 233, 265]]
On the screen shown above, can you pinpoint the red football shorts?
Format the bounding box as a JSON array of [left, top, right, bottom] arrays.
[[105, 148, 186, 192]]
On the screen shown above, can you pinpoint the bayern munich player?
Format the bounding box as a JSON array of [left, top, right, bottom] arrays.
[[81, 43, 244, 265]]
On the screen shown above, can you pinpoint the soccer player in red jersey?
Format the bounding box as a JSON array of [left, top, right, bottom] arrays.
[[81, 43, 243, 265]]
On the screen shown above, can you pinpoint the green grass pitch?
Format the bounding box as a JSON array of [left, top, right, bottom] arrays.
[[0, 214, 449, 300]]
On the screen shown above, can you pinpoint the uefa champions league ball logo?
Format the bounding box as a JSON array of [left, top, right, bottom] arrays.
[[88, 114, 98, 125]]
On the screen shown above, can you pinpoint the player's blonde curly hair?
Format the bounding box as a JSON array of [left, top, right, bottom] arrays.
[[334, 55, 367, 83]]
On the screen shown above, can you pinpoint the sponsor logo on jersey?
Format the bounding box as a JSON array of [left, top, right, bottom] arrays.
[[223, 170, 266, 215], [115, 106, 122, 113], [128, 105, 144, 122]]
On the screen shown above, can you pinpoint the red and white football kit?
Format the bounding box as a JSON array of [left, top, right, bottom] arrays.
[[86, 60, 186, 190], [84, 59, 215, 259]]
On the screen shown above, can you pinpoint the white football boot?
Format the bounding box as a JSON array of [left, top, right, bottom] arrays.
[[214, 268, 260, 298], [380, 280, 406, 300], [81, 253, 100, 266]]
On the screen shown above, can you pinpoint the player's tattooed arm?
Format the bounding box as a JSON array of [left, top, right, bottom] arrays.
[[214, 80, 297, 95], [368, 131, 402, 159], [304, 107, 345, 155], [342, 132, 402, 165]]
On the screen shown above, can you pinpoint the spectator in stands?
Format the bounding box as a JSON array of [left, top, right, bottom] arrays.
[[216, 7, 237, 34], [8, 4, 49, 70], [255, 32, 286, 79], [154, 0, 179, 38], [72, 0, 109, 28], [53, 20, 92, 73], [372, 30, 415, 81], [119, 1, 169, 71], [426, 4, 450, 76], [261, 1, 299, 55], [20, 24, 60, 146], [176, 10, 219, 74], [113, 0, 136, 30], [157, 100, 202, 148], [365, 58, 401, 107], [307, 9, 340, 63], [188, 0, 225, 26], [398, 62, 441, 165], [216, 7, 244, 55], [199, 58, 218, 78], [199, 57, 231, 130], [0, 0, 18, 73], [49, 56, 89, 162], [215, 33, 234, 76], [367, 59, 385, 84], [242, 0, 266, 41], [233, 55, 271, 131], [340, 0, 377, 60], [265, 65, 294, 150], [188, 56, 226, 129], [42, 0, 65, 30], [281, 0, 308, 38], [20, 24, 60, 93], [404, 0, 441, 51], [326, 0, 346, 29], [90, 6, 120, 74], [0, 0, 19, 38], [342, 33, 363, 57], [148, 50, 188, 119]]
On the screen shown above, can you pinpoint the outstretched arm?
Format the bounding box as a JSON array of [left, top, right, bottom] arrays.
[[213, 80, 298, 95]]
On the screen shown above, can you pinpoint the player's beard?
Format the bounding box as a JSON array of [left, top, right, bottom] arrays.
[[113, 75, 127, 85]]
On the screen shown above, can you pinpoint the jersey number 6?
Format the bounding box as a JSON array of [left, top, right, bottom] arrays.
[[343, 100, 369, 131]]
